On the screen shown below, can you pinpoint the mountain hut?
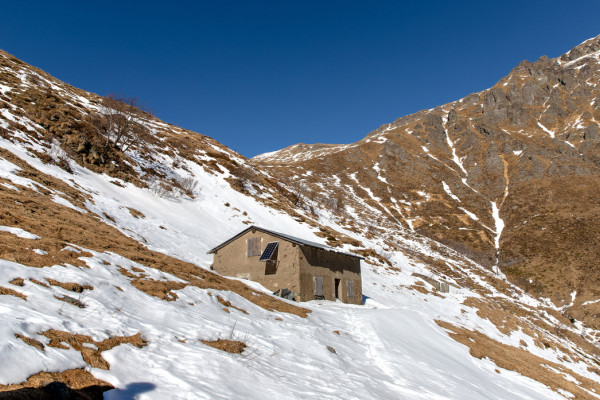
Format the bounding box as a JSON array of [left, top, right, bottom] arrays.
[[207, 226, 363, 304]]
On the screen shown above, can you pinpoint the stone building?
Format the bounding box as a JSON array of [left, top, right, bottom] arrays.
[[208, 226, 363, 304]]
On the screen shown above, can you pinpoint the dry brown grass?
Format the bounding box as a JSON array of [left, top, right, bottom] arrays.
[[46, 279, 93, 293], [41, 330, 147, 370], [127, 207, 145, 219], [217, 295, 248, 314], [201, 339, 247, 354], [9, 278, 24, 286], [436, 320, 600, 400], [54, 294, 86, 308], [0, 368, 113, 399], [0, 286, 26, 300], [407, 284, 431, 296], [463, 296, 600, 363], [30, 279, 49, 288], [353, 248, 392, 267], [15, 334, 44, 351], [129, 279, 186, 301], [463, 297, 529, 336]]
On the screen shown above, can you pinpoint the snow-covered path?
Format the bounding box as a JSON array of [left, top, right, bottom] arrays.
[[332, 304, 562, 400]]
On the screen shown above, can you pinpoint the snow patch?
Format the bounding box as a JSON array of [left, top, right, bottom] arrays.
[[442, 181, 461, 203], [537, 122, 555, 139], [491, 202, 504, 251], [0, 226, 40, 239], [458, 207, 479, 221]]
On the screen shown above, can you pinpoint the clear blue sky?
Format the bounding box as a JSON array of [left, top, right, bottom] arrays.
[[1, 1, 599, 157]]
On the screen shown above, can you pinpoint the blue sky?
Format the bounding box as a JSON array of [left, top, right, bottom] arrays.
[[2, 1, 599, 157]]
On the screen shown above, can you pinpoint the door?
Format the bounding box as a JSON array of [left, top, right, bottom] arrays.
[[314, 277, 324, 299], [335, 278, 341, 299]]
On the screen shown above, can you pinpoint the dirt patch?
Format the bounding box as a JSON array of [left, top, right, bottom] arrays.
[[0, 286, 26, 300], [41, 330, 147, 370], [217, 295, 248, 314], [436, 320, 600, 399], [47, 279, 93, 293], [0, 368, 113, 399], [201, 339, 246, 354]]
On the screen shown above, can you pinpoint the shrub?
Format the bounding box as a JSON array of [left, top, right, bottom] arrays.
[[179, 176, 199, 197], [149, 180, 170, 198]]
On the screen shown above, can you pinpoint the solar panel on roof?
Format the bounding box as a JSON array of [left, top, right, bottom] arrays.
[[259, 242, 279, 261]]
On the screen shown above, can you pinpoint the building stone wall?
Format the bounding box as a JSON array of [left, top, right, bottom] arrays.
[[211, 229, 301, 297], [211, 228, 362, 304], [298, 246, 362, 304]]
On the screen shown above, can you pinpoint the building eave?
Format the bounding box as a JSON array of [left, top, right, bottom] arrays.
[[207, 225, 364, 259]]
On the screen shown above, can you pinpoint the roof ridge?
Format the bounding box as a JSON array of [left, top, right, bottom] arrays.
[[207, 225, 363, 259]]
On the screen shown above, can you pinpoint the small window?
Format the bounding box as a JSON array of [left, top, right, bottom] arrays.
[[314, 277, 323, 297], [347, 280, 354, 298], [259, 242, 279, 261], [247, 237, 261, 257]]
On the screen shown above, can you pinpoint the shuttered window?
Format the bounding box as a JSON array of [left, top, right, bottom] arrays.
[[347, 280, 354, 298], [314, 277, 323, 297], [247, 237, 261, 257]]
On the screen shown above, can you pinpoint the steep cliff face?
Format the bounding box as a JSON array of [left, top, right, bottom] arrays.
[[254, 35, 600, 326]]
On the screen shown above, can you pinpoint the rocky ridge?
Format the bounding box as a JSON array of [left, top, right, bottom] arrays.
[[253, 35, 600, 329]]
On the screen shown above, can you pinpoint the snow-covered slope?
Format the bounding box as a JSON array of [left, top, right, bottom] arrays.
[[1, 48, 600, 399]]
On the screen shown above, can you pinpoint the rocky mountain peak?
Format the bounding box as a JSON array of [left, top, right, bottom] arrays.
[[559, 34, 600, 63], [254, 34, 600, 330]]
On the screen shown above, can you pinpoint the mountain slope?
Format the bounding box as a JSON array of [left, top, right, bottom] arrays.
[[254, 35, 600, 330], [1, 45, 600, 399]]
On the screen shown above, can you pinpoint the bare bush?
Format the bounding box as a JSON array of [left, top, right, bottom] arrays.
[[324, 194, 343, 213], [149, 180, 170, 198], [229, 166, 258, 193], [49, 140, 73, 173], [88, 94, 148, 152], [148, 177, 200, 200], [284, 180, 308, 207], [179, 176, 200, 198]]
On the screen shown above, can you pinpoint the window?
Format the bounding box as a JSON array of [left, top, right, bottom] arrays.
[[347, 280, 354, 298], [314, 277, 323, 298], [247, 237, 261, 257], [259, 242, 279, 261]]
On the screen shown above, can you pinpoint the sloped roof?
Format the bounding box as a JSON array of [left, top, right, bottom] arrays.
[[207, 226, 363, 259]]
